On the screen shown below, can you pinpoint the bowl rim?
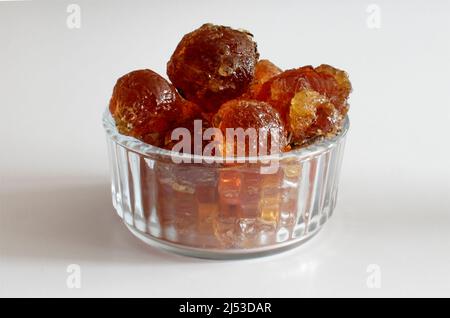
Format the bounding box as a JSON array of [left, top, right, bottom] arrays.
[[102, 109, 349, 162]]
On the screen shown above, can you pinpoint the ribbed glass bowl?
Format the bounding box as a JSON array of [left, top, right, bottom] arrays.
[[103, 110, 349, 259]]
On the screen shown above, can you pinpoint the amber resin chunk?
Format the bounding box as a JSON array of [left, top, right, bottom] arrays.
[[212, 99, 287, 156], [247, 59, 282, 97], [255, 65, 351, 145], [289, 89, 339, 144], [167, 23, 259, 112], [109, 69, 199, 146], [256, 67, 333, 117], [315, 64, 352, 115]]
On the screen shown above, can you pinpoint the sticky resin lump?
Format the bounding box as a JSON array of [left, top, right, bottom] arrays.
[[246, 59, 282, 98], [212, 99, 288, 156], [255, 65, 351, 145], [109, 69, 199, 146], [289, 89, 339, 144], [315, 64, 352, 115], [167, 23, 259, 113]]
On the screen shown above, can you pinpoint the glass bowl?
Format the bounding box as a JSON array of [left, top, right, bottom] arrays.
[[103, 110, 349, 259]]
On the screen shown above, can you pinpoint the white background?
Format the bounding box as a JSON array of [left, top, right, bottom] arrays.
[[1, 0, 449, 297]]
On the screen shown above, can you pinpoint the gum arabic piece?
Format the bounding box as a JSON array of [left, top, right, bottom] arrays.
[[256, 66, 345, 122], [247, 59, 282, 97], [315, 64, 352, 115], [289, 89, 339, 144], [212, 99, 288, 156], [109, 69, 200, 146], [167, 23, 259, 112]]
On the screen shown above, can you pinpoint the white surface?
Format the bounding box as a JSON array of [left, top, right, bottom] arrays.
[[1, 0, 449, 297]]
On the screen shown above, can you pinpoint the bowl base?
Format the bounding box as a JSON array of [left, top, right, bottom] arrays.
[[124, 222, 322, 260]]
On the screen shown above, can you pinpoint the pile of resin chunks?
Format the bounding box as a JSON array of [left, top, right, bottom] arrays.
[[109, 23, 352, 154]]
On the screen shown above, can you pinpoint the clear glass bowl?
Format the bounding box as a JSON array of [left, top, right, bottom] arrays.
[[103, 110, 349, 259]]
